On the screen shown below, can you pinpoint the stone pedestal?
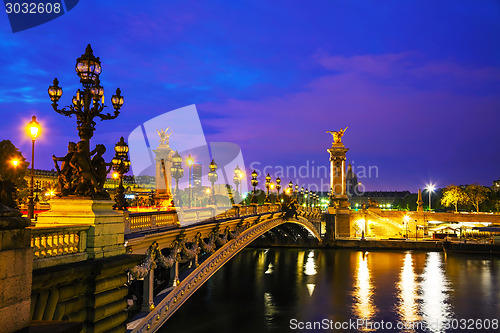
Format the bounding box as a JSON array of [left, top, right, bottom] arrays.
[[36, 197, 125, 259], [0, 205, 32, 333]]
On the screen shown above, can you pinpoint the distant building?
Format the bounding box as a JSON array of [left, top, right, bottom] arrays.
[[346, 162, 358, 196], [345, 162, 410, 208], [350, 191, 411, 208], [192, 163, 202, 187]]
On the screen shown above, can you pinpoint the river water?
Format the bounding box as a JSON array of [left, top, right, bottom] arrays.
[[162, 248, 500, 332]]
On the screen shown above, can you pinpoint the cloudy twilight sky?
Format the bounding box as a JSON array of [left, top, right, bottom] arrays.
[[1, 1, 499, 192]]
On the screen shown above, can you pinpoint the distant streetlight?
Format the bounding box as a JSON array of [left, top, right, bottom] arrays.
[[208, 159, 218, 206], [186, 154, 194, 208], [170, 151, 184, 207], [403, 215, 410, 239], [11, 159, 20, 168], [111, 137, 130, 210], [251, 170, 259, 204], [233, 165, 243, 201], [26, 115, 41, 219], [426, 183, 436, 211], [264, 173, 271, 204], [276, 177, 281, 203]]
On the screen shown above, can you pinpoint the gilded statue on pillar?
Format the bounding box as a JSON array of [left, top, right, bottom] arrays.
[[327, 127, 348, 144], [157, 128, 172, 146]]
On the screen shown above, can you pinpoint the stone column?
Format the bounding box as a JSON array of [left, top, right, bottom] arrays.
[[326, 141, 351, 238], [153, 144, 173, 197], [0, 205, 32, 333], [141, 271, 154, 312]]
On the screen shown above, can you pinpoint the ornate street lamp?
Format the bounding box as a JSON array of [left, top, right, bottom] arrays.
[[208, 159, 218, 206], [233, 165, 243, 201], [251, 170, 259, 204], [112, 137, 130, 210], [287, 181, 293, 198], [170, 151, 184, 207], [300, 186, 304, 205], [305, 189, 309, 207], [276, 177, 281, 203], [48, 45, 124, 153], [186, 154, 194, 208], [294, 184, 299, 201], [26, 115, 41, 219], [264, 173, 272, 204]]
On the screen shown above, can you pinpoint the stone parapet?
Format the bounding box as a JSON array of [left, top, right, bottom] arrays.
[[0, 205, 32, 333]]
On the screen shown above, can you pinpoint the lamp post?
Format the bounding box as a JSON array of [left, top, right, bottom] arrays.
[[276, 177, 281, 203], [305, 189, 309, 207], [287, 181, 293, 200], [111, 137, 130, 210], [264, 173, 271, 204], [26, 116, 41, 219], [300, 187, 304, 205], [208, 159, 218, 206], [426, 183, 436, 211], [170, 151, 184, 207], [251, 170, 259, 204], [294, 184, 299, 201], [403, 215, 410, 240], [233, 165, 243, 203], [48, 45, 124, 154], [186, 154, 194, 208]]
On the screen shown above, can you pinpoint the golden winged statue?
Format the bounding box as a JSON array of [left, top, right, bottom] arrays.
[[327, 127, 348, 144], [157, 128, 172, 146]]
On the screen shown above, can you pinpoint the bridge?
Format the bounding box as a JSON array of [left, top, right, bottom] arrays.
[[5, 203, 322, 333], [124, 204, 322, 332]]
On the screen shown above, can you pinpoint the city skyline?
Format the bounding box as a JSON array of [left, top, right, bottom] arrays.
[[1, 1, 500, 192]]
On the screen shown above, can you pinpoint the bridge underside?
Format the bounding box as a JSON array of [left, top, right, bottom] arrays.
[[127, 214, 321, 333]]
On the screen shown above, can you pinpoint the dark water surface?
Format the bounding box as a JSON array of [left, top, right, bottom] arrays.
[[161, 248, 500, 332]]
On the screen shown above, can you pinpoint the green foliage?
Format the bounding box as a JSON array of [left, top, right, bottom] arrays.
[[0, 140, 29, 207], [392, 193, 418, 211], [465, 184, 490, 212], [441, 185, 468, 212]]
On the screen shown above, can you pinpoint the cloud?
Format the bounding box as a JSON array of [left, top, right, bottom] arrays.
[[198, 53, 500, 190]]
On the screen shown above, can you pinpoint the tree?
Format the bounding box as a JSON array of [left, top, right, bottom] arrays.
[[441, 185, 468, 212], [0, 140, 29, 208], [465, 184, 490, 212]]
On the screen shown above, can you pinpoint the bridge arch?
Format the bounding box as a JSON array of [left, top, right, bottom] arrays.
[[129, 216, 320, 333]]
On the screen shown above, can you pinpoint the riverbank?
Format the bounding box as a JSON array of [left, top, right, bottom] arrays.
[[330, 238, 443, 251]]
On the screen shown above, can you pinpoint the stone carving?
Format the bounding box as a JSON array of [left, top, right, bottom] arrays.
[[53, 141, 111, 198], [157, 128, 172, 146], [199, 232, 217, 253], [327, 127, 348, 144], [127, 241, 180, 279]]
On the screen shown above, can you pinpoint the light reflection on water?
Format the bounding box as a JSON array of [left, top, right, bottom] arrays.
[[397, 252, 420, 327], [353, 251, 375, 322], [163, 249, 500, 333], [420, 252, 453, 333]]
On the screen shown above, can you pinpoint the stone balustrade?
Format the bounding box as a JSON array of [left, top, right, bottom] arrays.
[[29, 225, 90, 269]]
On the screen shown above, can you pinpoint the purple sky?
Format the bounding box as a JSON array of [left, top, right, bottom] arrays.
[[1, 1, 499, 192]]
